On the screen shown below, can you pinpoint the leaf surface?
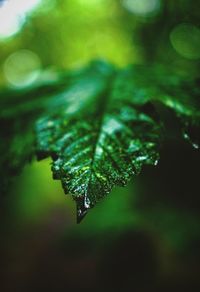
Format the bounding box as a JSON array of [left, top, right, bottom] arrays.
[[36, 66, 161, 221], [0, 61, 199, 221], [116, 65, 200, 147]]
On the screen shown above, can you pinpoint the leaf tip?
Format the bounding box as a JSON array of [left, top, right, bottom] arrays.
[[76, 195, 91, 223], [76, 206, 88, 224]]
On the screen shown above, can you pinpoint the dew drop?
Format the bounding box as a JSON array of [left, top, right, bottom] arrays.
[[183, 132, 199, 150], [76, 195, 91, 223], [154, 159, 159, 166], [84, 196, 91, 209], [192, 142, 199, 150], [77, 205, 88, 223]]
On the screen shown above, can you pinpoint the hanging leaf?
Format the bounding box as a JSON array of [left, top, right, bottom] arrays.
[[0, 61, 199, 221]]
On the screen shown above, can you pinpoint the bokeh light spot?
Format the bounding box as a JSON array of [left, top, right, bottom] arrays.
[[170, 23, 200, 60], [122, 0, 161, 17], [4, 49, 42, 88], [0, 0, 42, 39]]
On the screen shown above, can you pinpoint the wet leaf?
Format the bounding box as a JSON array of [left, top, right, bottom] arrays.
[[119, 65, 200, 148], [0, 61, 199, 221]]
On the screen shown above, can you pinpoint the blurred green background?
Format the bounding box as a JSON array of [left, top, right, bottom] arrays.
[[0, 0, 200, 291]]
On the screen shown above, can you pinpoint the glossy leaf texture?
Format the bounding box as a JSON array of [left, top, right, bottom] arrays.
[[116, 65, 200, 147], [0, 61, 199, 221]]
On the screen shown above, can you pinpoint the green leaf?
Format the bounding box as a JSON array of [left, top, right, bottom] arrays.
[[0, 61, 199, 221], [118, 65, 200, 147], [36, 69, 160, 221]]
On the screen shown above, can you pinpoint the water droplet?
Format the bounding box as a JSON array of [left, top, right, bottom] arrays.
[[76, 195, 91, 223], [183, 132, 199, 150], [192, 142, 199, 150], [84, 196, 91, 209], [154, 159, 159, 166], [77, 205, 88, 223], [136, 155, 148, 162]]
